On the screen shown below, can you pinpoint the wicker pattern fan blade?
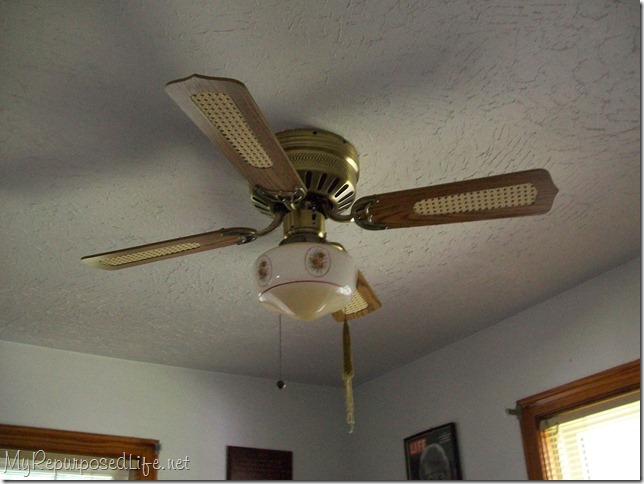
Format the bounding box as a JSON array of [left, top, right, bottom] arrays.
[[333, 271, 382, 322], [165, 75, 306, 195], [354, 169, 558, 230], [81, 228, 253, 270]]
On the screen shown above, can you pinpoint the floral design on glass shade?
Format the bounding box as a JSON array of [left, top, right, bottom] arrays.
[[305, 246, 331, 277], [256, 256, 272, 286]]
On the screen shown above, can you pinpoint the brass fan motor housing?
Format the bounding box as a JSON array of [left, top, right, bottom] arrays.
[[251, 129, 360, 217]]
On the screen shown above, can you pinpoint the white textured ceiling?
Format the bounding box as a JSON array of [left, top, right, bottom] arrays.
[[1, 1, 640, 386]]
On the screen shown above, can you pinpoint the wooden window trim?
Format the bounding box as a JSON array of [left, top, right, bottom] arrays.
[[0, 424, 160, 480], [516, 359, 640, 480]]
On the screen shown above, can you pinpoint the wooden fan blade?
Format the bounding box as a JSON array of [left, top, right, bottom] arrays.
[[165, 75, 306, 195], [333, 271, 382, 322], [81, 228, 254, 270], [354, 169, 558, 230]]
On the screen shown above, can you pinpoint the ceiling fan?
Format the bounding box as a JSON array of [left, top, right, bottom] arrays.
[[82, 75, 558, 322]]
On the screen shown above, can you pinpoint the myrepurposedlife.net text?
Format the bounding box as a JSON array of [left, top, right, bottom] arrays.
[[2, 449, 190, 477]]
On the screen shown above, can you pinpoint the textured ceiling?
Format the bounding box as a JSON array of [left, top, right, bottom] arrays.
[[1, 1, 640, 387]]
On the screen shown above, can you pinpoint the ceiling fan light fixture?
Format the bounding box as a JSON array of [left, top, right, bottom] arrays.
[[255, 242, 358, 321], [83, 76, 559, 326]]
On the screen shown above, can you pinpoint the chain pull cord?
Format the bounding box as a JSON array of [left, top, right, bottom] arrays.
[[276, 314, 286, 390]]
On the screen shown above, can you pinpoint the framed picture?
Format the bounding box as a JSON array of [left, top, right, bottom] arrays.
[[404, 422, 462, 480]]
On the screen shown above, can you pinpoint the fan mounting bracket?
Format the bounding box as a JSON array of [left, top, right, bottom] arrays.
[[251, 185, 307, 214], [218, 227, 259, 244], [352, 196, 388, 230]]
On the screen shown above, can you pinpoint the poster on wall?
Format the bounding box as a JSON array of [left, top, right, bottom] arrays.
[[403, 422, 462, 480], [226, 445, 292, 480]]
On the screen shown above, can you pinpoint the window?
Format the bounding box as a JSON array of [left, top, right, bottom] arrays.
[[540, 391, 639, 479], [0, 425, 159, 480], [516, 360, 640, 480]]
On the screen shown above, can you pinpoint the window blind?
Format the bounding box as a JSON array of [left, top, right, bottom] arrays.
[[541, 391, 640, 480]]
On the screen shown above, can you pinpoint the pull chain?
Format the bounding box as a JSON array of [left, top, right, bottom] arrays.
[[276, 314, 285, 390]]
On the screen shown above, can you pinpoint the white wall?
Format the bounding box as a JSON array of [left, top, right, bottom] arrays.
[[0, 342, 350, 480], [349, 257, 641, 480], [2, 258, 639, 480]]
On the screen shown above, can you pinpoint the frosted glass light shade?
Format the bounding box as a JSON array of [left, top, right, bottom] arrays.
[[254, 242, 358, 321]]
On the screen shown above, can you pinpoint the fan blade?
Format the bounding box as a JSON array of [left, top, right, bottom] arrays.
[[165, 75, 306, 196], [332, 271, 382, 322], [353, 169, 558, 230], [81, 228, 254, 270]]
